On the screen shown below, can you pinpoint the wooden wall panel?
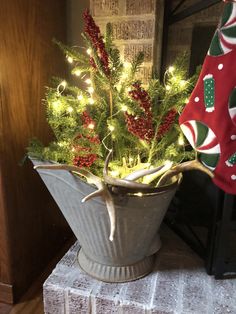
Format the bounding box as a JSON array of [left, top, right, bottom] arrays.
[[0, 0, 73, 303]]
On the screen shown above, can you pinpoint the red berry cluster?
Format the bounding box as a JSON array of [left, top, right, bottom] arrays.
[[128, 82, 152, 114], [125, 115, 154, 141], [125, 82, 154, 141], [81, 111, 95, 128], [156, 108, 177, 139], [73, 154, 98, 168], [89, 57, 97, 70], [83, 10, 110, 76], [86, 135, 100, 144], [72, 111, 100, 168]]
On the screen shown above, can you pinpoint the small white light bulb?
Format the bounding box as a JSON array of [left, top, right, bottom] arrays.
[[88, 123, 95, 129], [77, 94, 83, 101], [67, 106, 73, 113], [168, 66, 175, 73], [124, 62, 131, 68], [74, 70, 81, 77], [180, 80, 186, 87], [121, 105, 128, 111], [166, 85, 171, 91], [108, 125, 115, 132], [88, 87, 94, 94], [67, 56, 73, 64], [89, 98, 95, 104], [87, 48, 92, 55], [60, 80, 67, 88], [178, 137, 185, 146], [85, 78, 92, 85], [129, 157, 134, 163], [111, 170, 119, 177]]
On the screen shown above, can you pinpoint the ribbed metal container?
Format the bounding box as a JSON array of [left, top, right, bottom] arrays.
[[32, 159, 180, 282]]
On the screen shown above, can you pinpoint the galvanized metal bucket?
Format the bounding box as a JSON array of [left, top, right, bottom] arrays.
[[32, 159, 181, 282]]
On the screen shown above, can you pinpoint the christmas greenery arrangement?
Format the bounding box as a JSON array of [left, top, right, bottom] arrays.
[[28, 10, 202, 187]]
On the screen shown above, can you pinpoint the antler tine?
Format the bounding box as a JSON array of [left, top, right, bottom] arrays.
[[103, 149, 113, 177], [34, 164, 102, 185], [103, 151, 154, 189], [156, 159, 214, 187]]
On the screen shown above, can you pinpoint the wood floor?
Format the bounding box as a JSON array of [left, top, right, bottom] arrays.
[[0, 273, 44, 314], [0, 239, 74, 314]]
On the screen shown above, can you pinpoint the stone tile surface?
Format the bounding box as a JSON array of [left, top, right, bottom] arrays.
[[43, 226, 236, 313]]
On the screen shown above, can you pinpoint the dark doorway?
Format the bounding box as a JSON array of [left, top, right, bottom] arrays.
[[189, 25, 216, 75]]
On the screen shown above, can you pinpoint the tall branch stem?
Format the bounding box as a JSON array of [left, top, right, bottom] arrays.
[[109, 88, 113, 118]]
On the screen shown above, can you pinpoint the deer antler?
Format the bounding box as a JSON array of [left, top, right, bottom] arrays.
[[156, 159, 214, 187], [103, 151, 153, 190], [34, 163, 116, 242]]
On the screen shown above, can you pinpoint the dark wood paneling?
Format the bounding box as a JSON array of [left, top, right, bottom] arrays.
[[0, 283, 13, 304], [0, 0, 73, 303]]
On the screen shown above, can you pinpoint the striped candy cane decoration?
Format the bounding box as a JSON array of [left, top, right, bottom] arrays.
[[209, 2, 236, 56], [180, 120, 220, 171]]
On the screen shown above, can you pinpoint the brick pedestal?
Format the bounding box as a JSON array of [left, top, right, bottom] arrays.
[[43, 226, 236, 314]]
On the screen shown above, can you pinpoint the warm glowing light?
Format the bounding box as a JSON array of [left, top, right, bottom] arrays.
[[108, 125, 115, 132], [71, 147, 76, 152], [67, 56, 73, 64], [127, 87, 132, 92], [185, 98, 189, 104], [166, 85, 171, 91], [122, 72, 129, 79], [178, 136, 185, 146], [111, 170, 119, 177], [58, 141, 66, 147], [121, 105, 128, 111], [52, 100, 62, 112], [60, 80, 67, 88], [136, 192, 143, 197], [124, 62, 131, 68], [67, 106, 73, 113], [89, 98, 95, 104], [77, 94, 84, 101], [74, 70, 81, 77], [168, 66, 175, 73], [87, 48, 92, 55], [88, 123, 95, 129], [164, 160, 173, 167], [88, 87, 94, 94], [85, 78, 92, 85], [180, 80, 186, 87]]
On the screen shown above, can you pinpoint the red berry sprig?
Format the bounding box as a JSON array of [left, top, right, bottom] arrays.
[[81, 111, 96, 128], [73, 154, 98, 168], [125, 114, 154, 141], [156, 108, 177, 139], [128, 82, 152, 114], [125, 82, 154, 141], [83, 10, 110, 76], [72, 111, 100, 168]]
